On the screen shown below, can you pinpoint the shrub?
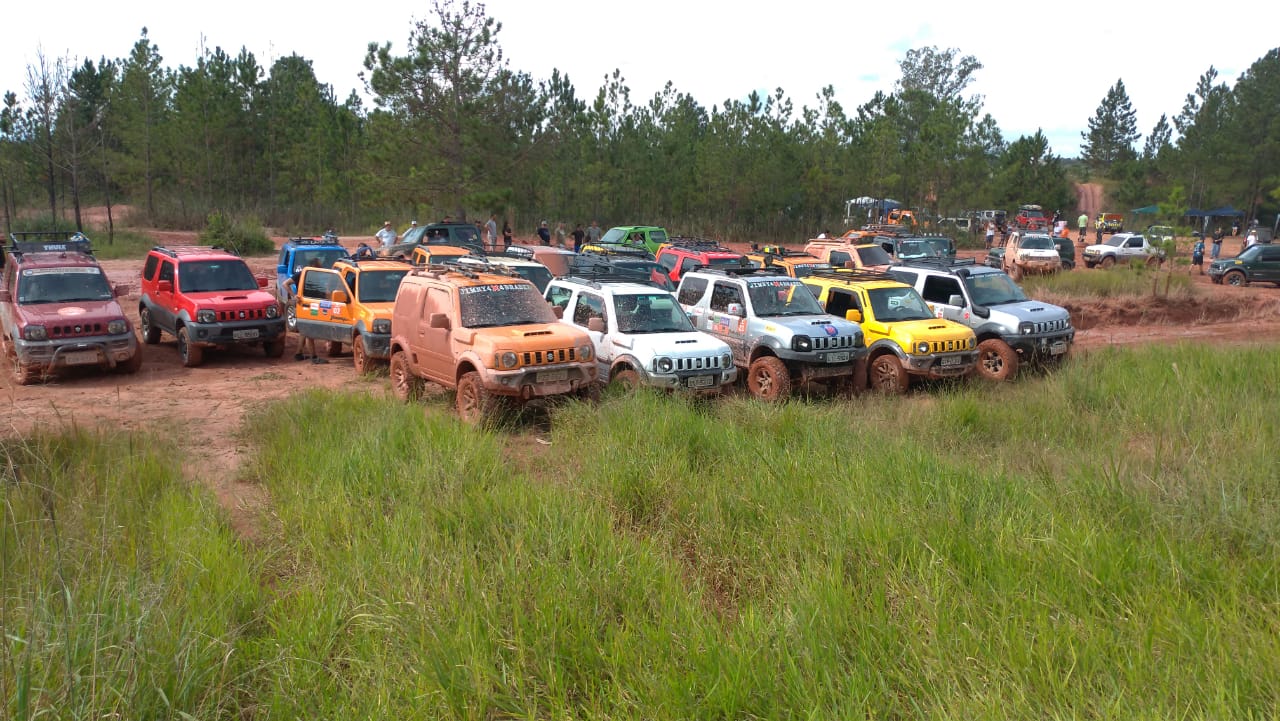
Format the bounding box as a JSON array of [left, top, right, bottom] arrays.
[[198, 210, 274, 256]]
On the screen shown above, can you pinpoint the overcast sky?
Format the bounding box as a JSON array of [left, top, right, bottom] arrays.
[[4, 1, 1275, 160]]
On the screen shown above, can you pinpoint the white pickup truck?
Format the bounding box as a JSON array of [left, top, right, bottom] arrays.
[[1082, 232, 1166, 268]]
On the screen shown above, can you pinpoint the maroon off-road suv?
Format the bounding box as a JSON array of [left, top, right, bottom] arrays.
[[138, 245, 285, 367], [0, 232, 141, 384]]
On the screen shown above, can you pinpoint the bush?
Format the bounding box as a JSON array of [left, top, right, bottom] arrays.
[[198, 210, 274, 256]]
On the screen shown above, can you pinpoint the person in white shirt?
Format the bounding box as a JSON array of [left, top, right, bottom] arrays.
[[375, 221, 397, 250], [484, 214, 498, 245]]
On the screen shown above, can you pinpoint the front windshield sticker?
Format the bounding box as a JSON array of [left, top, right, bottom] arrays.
[[22, 267, 101, 276], [459, 284, 526, 295], [747, 280, 800, 288]]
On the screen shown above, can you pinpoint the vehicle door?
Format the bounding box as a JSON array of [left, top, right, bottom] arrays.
[[918, 274, 967, 323], [656, 250, 679, 281], [416, 284, 454, 382], [568, 290, 610, 378], [1258, 246, 1280, 283], [153, 259, 179, 330], [706, 280, 749, 358], [296, 268, 351, 343], [1122, 235, 1145, 261]]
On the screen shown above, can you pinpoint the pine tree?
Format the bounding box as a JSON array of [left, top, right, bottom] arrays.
[[1081, 79, 1140, 171]]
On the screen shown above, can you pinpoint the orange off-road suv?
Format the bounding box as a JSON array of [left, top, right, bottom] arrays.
[[388, 264, 598, 423]]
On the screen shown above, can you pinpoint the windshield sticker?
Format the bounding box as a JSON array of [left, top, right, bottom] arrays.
[[22, 267, 101, 276], [459, 283, 526, 295], [747, 280, 799, 289]]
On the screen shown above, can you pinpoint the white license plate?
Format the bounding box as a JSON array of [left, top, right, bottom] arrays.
[[1050, 341, 1068, 355], [687, 375, 716, 388], [65, 350, 100, 365], [939, 355, 962, 366], [827, 351, 850, 363], [538, 369, 568, 383], [232, 329, 260, 340]]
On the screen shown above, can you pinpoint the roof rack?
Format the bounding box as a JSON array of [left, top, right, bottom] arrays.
[[343, 255, 411, 266], [580, 243, 654, 258], [287, 236, 344, 247], [664, 237, 735, 252], [749, 244, 814, 259], [150, 245, 239, 258], [898, 257, 977, 269], [692, 266, 786, 278], [7, 231, 95, 260], [807, 269, 900, 283]]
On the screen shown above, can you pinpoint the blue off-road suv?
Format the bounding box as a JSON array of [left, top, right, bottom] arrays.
[[273, 234, 349, 329]]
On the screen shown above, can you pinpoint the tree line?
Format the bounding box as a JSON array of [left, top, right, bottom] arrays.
[[1, 1, 1277, 243]]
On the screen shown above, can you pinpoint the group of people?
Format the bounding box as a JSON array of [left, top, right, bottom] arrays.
[[532, 219, 602, 251]]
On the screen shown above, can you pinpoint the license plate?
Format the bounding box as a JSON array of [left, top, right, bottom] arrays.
[[538, 369, 568, 383], [827, 351, 850, 363], [232, 328, 260, 340], [1050, 341, 1068, 355], [687, 375, 715, 389], [65, 350, 100, 365], [939, 355, 961, 366]]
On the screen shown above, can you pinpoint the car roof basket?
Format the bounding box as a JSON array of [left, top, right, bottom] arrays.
[[287, 236, 344, 247], [665, 237, 735, 252], [898, 257, 976, 270], [151, 245, 239, 258], [581, 244, 654, 258], [8, 231, 95, 259], [694, 266, 789, 279], [806, 268, 900, 283]]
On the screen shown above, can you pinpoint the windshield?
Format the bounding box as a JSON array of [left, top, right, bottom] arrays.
[[896, 241, 933, 259], [451, 226, 481, 245], [1020, 236, 1054, 250], [600, 228, 626, 244], [459, 283, 555, 327], [708, 255, 751, 268], [867, 286, 933, 322], [925, 238, 953, 255], [856, 246, 893, 266], [291, 248, 347, 273], [17, 267, 113, 304], [512, 265, 553, 293], [613, 293, 694, 334], [1103, 236, 1126, 248], [747, 279, 825, 316], [964, 272, 1028, 306], [179, 260, 258, 293], [357, 269, 409, 303]]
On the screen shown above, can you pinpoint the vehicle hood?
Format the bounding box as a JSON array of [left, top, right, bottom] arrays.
[[886, 317, 974, 342], [13, 299, 125, 325], [187, 289, 277, 306], [477, 322, 589, 350], [771, 314, 861, 336], [617, 330, 730, 355], [989, 300, 1072, 325]]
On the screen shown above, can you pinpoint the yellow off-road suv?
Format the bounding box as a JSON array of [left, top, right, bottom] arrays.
[[389, 264, 597, 423], [410, 244, 474, 265], [801, 270, 977, 393], [293, 257, 413, 372], [744, 246, 832, 279]]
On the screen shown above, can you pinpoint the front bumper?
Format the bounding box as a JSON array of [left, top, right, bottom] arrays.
[[906, 351, 978, 378], [15, 333, 138, 371], [483, 362, 597, 398], [186, 318, 286, 346], [1003, 331, 1075, 360], [360, 332, 392, 360], [643, 366, 737, 391]]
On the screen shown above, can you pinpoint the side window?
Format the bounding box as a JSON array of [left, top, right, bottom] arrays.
[[571, 292, 605, 327], [1127, 237, 1142, 248], [802, 283, 824, 304], [143, 255, 159, 281], [829, 250, 851, 266], [546, 285, 574, 311], [301, 269, 343, 299], [679, 257, 701, 274], [423, 286, 449, 317], [158, 260, 175, 284], [342, 269, 357, 292], [657, 252, 678, 272], [709, 282, 744, 313], [825, 289, 858, 318], [920, 276, 963, 305], [1263, 248, 1280, 262], [677, 276, 708, 306]]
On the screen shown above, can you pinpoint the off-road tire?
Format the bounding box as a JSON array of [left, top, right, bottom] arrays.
[[352, 336, 370, 374], [389, 350, 422, 402], [870, 354, 910, 394], [611, 368, 641, 391], [285, 303, 297, 332], [263, 338, 285, 358], [1224, 270, 1247, 287], [8, 346, 41, 385], [976, 339, 1018, 382], [747, 355, 791, 402], [177, 326, 203, 367], [456, 370, 499, 425], [118, 347, 143, 374], [1100, 255, 1116, 269], [139, 306, 161, 344]]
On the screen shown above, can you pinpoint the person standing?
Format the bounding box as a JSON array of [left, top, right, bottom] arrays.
[[984, 221, 995, 250], [286, 258, 328, 363], [1077, 212, 1088, 242], [502, 221, 513, 248], [375, 221, 397, 250], [1191, 237, 1205, 275], [537, 221, 551, 245], [554, 222, 567, 248], [1211, 227, 1223, 260], [571, 223, 586, 253], [587, 220, 602, 245], [485, 213, 498, 246], [1245, 228, 1259, 249]]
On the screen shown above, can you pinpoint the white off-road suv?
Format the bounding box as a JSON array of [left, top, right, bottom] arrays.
[[545, 276, 736, 392]]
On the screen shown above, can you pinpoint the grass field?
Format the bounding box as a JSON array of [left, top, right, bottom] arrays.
[[4, 343, 1279, 719]]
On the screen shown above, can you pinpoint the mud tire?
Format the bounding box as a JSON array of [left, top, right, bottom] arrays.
[[389, 350, 422, 402], [976, 339, 1018, 382], [747, 355, 791, 402], [178, 326, 203, 368], [870, 354, 910, 394], [139, 306, 161, 344]]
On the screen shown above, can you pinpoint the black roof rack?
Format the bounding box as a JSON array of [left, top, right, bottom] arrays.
[[580, 244, 654, 259], [692, 266, 789, 278], [665, 237, 736, 252], [287, 236, 344, 247], [898, 257, 977, 270], [7, 231, 95, 260], [343, 255, 411, 266], [150, 244, 239, 258], [807, 269, 900, 283]]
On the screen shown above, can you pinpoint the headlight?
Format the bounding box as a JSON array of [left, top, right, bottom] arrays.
[[498, 351, 518, 369], [578, 344, 593, 361], [108, 319, 128, 335], [916, 341, 930, 354], [372, 319, 392, 334], [721, 352, 733, 369], [967, 336, 976, 349], [1019, 322, 1033, 335], [196, 309, 216, 323], [23, 325, 47, 341], [265, 304, 280, 319], [654, 356, 673, 373], [853, 331, 864, 348], [791, 335, 813, 352]]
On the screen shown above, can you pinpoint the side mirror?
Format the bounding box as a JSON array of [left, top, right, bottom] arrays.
[[257, 276, 269, 288], [726, 302, 745, 317], [157, 280, 173, 293], [587, 317, 605, 333], [0, 290, 11, 303], [113, 283, 130, 297], [947, 294, 964, 307], [844, 309, 862, 323], [552, 306, 564, 319], [428, 312, 451, 330], [330, 290, 349, 303]]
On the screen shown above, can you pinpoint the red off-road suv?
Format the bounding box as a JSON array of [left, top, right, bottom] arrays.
[[1, 232, 141, 384], [138, 245, 285, 367], [654, 239, 755, 283]]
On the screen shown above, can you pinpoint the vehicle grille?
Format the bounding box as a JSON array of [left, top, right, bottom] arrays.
[[48, 322, 106, 338], [216, 308, 267, 321], [674, 355, 723, 371], [812, 335, 855, 350], [522, 347, 577, 365], [1031, 319, 1071, 334], [928, 339, 969, 353]]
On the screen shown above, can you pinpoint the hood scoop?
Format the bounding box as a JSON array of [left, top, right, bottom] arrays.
[[675, 339, 696, 344], [522, 329, 552, 336], [809, 319, 832, 325]]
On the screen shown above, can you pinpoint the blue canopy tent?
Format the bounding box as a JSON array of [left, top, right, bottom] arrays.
[[1131, 205, 1160, 214], [1184, 208, 1208, 217], [1205, 205, 1245, 217]]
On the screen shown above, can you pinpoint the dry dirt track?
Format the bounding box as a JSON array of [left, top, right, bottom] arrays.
[[4, 217, 1280, 538]]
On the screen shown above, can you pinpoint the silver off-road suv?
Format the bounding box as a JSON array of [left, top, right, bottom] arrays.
[[676, 269, 866, 401], [888, 259, 1074, 381]]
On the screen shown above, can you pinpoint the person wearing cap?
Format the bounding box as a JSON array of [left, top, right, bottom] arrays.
[[376, 221, 397, 250], [537, 220, 551, 246]]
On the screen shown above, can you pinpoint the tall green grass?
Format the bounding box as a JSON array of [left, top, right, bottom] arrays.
[[5, 345, 1280, 718], [1023, 263, 1192, 300]]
